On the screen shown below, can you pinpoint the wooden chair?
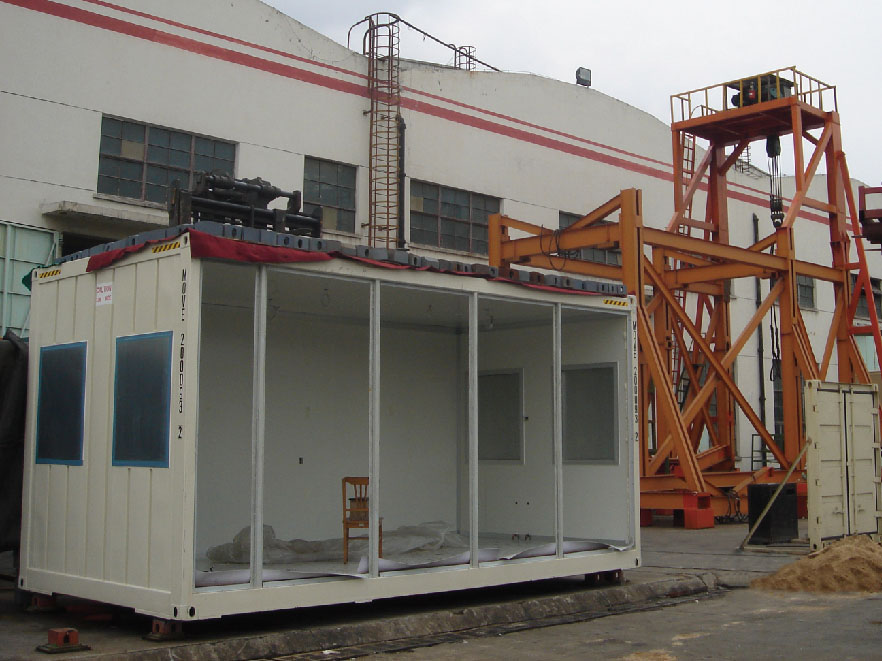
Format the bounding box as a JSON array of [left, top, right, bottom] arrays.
[[342, 476, 382, 564]]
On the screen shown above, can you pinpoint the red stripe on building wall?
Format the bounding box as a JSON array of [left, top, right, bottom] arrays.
[[401, 97, 673, 182], [79, 0, 366, 80], [402, 86, 674, 170], [2, 0, 829, 225], [2, 0, 367, 98], [77, 0, 675, 172]]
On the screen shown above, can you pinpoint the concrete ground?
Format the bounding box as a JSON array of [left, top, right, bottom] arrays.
[[370, 587, 882, 661], [0, 519, 818, 660]]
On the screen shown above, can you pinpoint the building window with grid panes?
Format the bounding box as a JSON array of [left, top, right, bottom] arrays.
[[410, 181, 499, 255], [559, 212, 622, 265], [795, 274, 815, 309], [852, 274, 882, 318], [97, 117, 235, 204], [303, 157, 356, 233]]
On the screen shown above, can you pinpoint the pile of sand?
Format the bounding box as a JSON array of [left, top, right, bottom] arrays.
[[752, 535, 882, 592]]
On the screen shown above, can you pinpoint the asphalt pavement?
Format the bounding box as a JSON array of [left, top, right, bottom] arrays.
[[0, 519, 813, 660], [368, 586, 882, 661]]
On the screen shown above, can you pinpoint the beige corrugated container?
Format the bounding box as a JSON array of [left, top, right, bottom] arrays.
[[20, 231, 640, 621]]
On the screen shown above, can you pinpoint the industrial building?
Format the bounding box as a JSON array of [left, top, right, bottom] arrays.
[[3, 0, 874, 472], [3, 0, 879, 625]]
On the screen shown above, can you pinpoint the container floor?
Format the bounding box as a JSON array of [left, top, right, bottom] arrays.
[[194, 533, 623, 587]]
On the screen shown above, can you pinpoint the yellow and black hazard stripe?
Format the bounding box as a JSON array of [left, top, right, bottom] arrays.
[[37, 269, 61, 279], [152, 241, 181, 254], [602, 298, 629, 307]]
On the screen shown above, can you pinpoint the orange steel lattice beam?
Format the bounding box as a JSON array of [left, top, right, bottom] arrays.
[[488, 68, 882, 522]]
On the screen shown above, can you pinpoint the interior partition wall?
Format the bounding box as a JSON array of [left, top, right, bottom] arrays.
[[560, 306, 636, 550], [261, 268, 372, 579], [377, 283, 469, 573], [473, 297, 558, 561], [193, 261, 634, 589], [194, 261, 256, 586]]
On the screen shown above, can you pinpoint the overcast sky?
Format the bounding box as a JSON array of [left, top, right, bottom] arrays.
[[265, 0, 879, 186]]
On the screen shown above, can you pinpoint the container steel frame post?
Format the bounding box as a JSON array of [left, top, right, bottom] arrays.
[[250, 265, 268, 588], [552, 303, 564, 558], [468, 292, 479, 567], [369, 279, 381, 577]]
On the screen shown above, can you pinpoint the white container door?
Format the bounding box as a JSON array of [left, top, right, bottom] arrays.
[[805, 381, 881, 550]]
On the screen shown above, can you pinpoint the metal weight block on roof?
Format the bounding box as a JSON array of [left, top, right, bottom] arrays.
[[273, 233, 295, 248], [240, 227, 262, 244], [471, 263, 499, 278], [256, 229, 276, 246], [355, 245, 389, 262], [138, 228, 172, 244], [222, 224, 244, 240], [390, 250, 410, 265]]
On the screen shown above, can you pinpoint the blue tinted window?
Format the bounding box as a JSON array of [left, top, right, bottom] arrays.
[[36, 342, 87, 465], [112, 332, 172, 467]]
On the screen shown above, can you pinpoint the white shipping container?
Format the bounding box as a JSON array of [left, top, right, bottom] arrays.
[[20, 228, 639, 621]]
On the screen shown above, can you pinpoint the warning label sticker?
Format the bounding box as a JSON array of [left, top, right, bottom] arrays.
[[96, 282, 113, 306]]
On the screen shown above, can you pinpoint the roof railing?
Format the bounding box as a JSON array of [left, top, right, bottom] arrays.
[[670, 67, 837, 124]]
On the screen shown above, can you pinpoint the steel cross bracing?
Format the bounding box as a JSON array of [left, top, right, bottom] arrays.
[[488, 68, 882, 522]]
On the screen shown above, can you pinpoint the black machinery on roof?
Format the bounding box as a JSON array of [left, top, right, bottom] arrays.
[[728, 74, 793, 108], [168, 173, 322, 237]]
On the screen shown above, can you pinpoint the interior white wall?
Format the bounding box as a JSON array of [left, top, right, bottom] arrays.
[[473, 321, 555, 538], [195, 290, 463, 555], [378, 325, 460, 531], [561, 315, 633, 544], [262, 313, 371, 542], [195, 300, 633, 555], [195, 303, 254, 558], [464, 312, 632, 543]]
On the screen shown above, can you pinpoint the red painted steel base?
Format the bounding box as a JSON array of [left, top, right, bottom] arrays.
[[36, 628, 90, 654]]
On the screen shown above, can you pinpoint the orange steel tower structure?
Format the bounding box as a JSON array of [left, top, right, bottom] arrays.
[[488, 68, 882, 524]]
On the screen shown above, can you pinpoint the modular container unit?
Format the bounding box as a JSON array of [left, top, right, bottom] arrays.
[[20, 228, 640, 621]]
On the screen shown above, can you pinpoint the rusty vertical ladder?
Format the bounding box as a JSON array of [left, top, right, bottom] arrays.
[[364, 14, 402, 249], [671, 132, 697, 401]]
